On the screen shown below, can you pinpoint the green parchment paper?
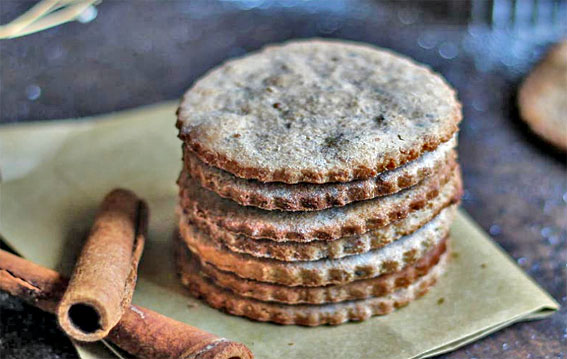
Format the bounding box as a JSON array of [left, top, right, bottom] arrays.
[[0, 102, 558, 359]]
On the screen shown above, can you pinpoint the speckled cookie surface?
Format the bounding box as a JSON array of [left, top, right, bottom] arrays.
[[177, 233, 448, 304], [181, 202, 457, 262], [183, 138, 457, 211], [178, 163, 461, 242], [178, 213, 449, 287], [176, 242, 448, 326], [519, 40, 567, 151], [177, 39, 462, 183]]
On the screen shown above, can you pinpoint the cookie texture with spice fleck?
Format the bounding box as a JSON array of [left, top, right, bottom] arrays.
[[519, 40, 567, 151], [177, 232, 448, 304], [178, 163, 461, 242], [178, 213, 449, 287], [183, 138, 457, 211], [176, 241, 449, 326], [177, 39, 462, 183], [181, 203, 457, 262]]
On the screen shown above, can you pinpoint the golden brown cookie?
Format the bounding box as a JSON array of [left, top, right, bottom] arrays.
[[176, 243, 449, 326], [178, 163, 461, 242], [183, 140, 457, 211], [177, 39, 461, 183], [519, 40, 567, 151], [177, 235, 448, 304], [180, 197, 458, 262], [178, 210, 450, 287]]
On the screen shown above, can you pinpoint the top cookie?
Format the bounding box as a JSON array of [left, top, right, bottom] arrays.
[[177, 39, 461, 183]]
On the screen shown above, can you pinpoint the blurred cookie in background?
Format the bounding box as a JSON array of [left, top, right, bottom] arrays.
[[519, 41, 567, 152]]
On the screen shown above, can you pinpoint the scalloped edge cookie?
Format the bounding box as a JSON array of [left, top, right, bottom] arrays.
[[183, 139, 457, 211], [176, 241, 449, 326], [178, 211, 450, 287], [178, 163, 460, 242], [177, 39, 462, 183], [177, 235, 447, 304], [180, 197, 458, 262]]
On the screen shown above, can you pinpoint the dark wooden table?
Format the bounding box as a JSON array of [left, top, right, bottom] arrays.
[[1, 1, 565, 358]]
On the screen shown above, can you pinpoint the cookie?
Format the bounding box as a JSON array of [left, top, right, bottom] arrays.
[[177, 39, 462, 183], [178, 162, 461, 242], [519, 40, 567, 151], [177, 244, 448, 326], [178, 211, 450, 287], [177, 235, 448, 304], [183, 138, 457, 211], [182, 203, 457, 262]]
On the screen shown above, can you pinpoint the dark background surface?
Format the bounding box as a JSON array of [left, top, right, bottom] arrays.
[[1, 1, 566, 358]]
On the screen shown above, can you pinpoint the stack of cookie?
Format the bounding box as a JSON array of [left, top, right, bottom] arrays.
[[175, 40, 463, 326]]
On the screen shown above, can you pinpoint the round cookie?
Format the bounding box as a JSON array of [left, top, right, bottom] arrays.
[[183, 138, 457, 211], [182, 203, 458, 262], [178, 212, 450, 287], [177, 235, 448, 304], [177, 39, 462, 184], [177, 245, 449, 326], [519, 40, 567, 151], [178, 162, 461, 242]]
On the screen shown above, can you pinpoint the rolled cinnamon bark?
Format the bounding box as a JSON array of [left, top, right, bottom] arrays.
[[57, 188, 148, 342], [0, 249, 254, 359]]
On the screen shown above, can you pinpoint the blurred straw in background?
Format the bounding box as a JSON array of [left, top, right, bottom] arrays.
[[0, 0, 100, 39]]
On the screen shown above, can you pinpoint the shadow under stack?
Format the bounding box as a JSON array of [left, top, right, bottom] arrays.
[[175, 39, 463, 326]]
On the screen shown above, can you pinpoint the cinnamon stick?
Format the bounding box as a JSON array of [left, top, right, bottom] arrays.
[[57, 189, 148, 342], [0, 249, 254, 359]]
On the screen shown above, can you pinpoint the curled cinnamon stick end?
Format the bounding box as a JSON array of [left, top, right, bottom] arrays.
[[57, 189, 149, 342], [0, 249, 254, 359]]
